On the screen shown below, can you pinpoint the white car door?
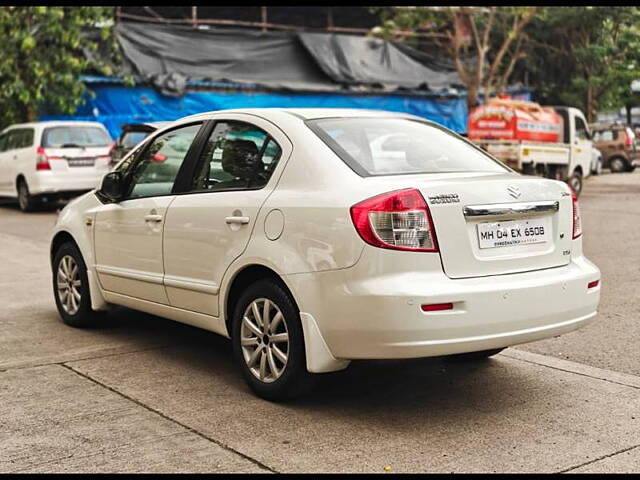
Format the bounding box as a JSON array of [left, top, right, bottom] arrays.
[[93, 123, 203, 305], [162, 116, 291, 317]]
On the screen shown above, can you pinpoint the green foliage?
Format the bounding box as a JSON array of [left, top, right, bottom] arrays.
[[370, 7, 538, 108], [515, 7, 640, 120], [0, 7, 123, 129]]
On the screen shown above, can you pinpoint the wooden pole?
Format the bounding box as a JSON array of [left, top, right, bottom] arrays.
[[261, 6, 267, 32]]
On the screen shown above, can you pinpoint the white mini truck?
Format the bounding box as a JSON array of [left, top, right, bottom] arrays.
[[0, 121, 112, 211], [49, 109, 601, 400], [472, 107, 594, 196]]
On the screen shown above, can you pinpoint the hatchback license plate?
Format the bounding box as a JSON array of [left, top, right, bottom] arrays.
[[68, 157, 95, 167], [477, 217, 550, 249]]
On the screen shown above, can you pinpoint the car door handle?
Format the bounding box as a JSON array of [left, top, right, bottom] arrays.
[[144, 214, 163, 223], [225, 216, 250, 225]]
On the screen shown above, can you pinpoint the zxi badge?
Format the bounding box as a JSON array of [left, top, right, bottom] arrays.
[[507, 185, 521, 199]]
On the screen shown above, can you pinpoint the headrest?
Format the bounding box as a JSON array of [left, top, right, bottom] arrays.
[[221, 139, 261, 179]]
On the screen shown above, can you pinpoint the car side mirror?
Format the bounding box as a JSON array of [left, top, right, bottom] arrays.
[[100, 171, 125, 202]]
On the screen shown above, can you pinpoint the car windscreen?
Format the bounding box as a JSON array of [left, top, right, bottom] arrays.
[[308, 117, 509, 176], [42, 126, 111, 148], [121, 131, 152, 149]]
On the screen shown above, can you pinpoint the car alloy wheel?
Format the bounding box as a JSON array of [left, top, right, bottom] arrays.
[[610, 157, 626, 173], [240, 298, 289, 383], [56, 255, 82, 315]]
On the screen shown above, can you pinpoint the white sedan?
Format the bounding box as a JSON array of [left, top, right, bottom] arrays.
[[50, 108, 601, 400]]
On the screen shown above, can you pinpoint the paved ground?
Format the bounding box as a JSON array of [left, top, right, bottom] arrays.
[[1, 171, 639, 473]]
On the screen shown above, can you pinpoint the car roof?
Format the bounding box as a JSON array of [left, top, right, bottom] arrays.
[[121, 121, 171, 132], [177, 108, 420, 123], [3, 120, 107, 131]]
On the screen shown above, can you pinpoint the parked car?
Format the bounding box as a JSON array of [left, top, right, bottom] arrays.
[[590, 123, 639, 173], [110, 122, 171, 166], [590, 145, 603, 175], [50, 109, 601, 400], [0, 121, 112, 211]]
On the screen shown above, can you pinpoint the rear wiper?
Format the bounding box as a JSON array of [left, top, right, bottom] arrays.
[[60, 143, 85, 149]]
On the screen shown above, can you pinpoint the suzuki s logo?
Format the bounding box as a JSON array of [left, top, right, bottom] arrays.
[[507, 185, 521, 199]]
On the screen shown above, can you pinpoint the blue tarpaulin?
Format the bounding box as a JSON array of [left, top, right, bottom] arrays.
[[40, 76, 532, 140], [40, 83, 470, 140]]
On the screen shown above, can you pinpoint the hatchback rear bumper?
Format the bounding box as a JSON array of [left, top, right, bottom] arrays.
[[29, 171, 106, 196], [286, 249, 600, 361]]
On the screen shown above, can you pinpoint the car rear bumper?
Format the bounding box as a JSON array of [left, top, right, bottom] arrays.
[[285, 248, 600, 360], [29, 171, 106, 196]]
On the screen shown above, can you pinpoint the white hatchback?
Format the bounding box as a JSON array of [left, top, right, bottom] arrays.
[[49, 109, 601, 400], [0, 121, 112, 211]]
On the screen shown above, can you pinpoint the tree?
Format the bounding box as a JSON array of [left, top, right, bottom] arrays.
[[0, 7, 122, 129], [520, 7, 640, 122], [372, 6, 538, 109]]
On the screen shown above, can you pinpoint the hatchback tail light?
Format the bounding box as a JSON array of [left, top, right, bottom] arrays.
[[350, 188, 438, 252], [625, 128, 634, 148], [572, 190, 582, 239], [35, 146, 62, 171]]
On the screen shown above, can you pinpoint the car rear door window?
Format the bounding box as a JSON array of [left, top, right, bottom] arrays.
[[19, 129, 34, 148], [190, 121, 282, 192], [125, 123, 201, 199]]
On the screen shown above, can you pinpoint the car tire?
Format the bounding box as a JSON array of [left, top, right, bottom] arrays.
[[568, 169, 583, 197], [609, 157, 628, 173], [17, 179, 37, 212], [52, 242, 100, 328], [231, 279, 313, 401], [446, 347, 506, 361]]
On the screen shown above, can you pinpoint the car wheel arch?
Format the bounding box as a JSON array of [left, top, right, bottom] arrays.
[[16, 174, 27, 193], [223, 263, 300, 338], [51, 230, 82, 264]]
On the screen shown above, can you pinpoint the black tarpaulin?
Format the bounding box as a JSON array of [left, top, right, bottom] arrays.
[[115, 22, 462, 96], [297, 32, 461, 91]]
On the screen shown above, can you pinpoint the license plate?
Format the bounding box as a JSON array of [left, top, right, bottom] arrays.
[[477, 217, 551, 249], [67, 157, 95, 167]]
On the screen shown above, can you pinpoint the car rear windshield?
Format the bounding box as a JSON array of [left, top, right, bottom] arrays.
[[42, 126, 111, 148], [308, 117, 509, 176]]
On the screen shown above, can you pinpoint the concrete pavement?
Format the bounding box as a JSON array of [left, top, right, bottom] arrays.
[[1, 171, 640, 473]]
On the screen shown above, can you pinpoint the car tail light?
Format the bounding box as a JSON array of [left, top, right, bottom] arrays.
[[35, 146, 62, 171], [350, 188, 438, 252], [625, 128, 634, 148], [588, 280, 599, 289], [572, 190, 582, 239]]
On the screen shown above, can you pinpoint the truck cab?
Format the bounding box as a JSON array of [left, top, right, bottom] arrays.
[[550, 107, 593, 193], [468, 101, 594, 196]]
